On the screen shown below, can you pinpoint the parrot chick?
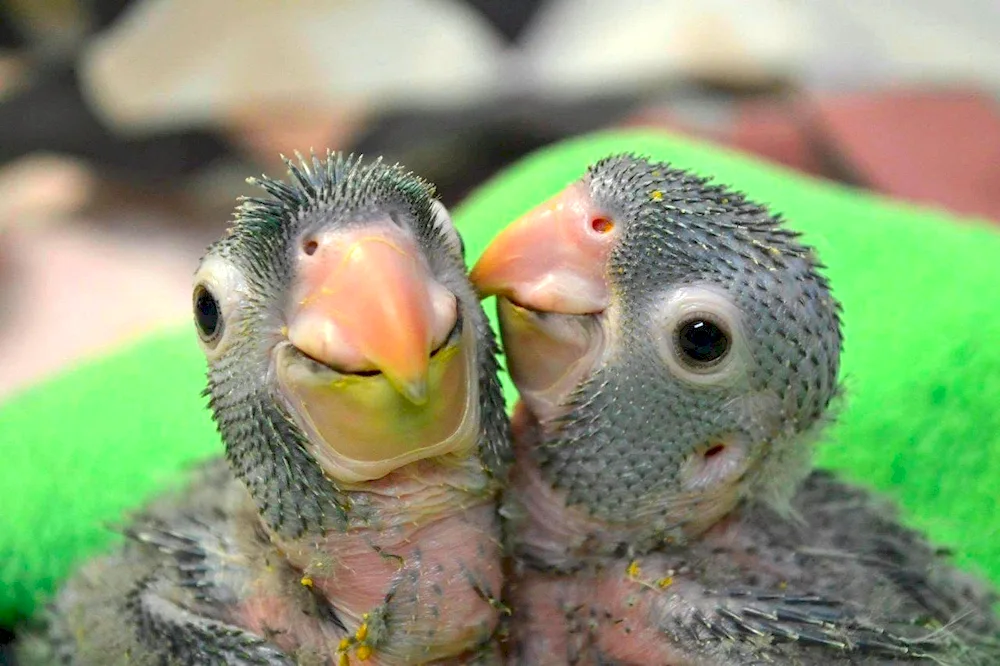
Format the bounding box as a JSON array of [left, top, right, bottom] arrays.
[[18, 153, 511, 666], [472, 154, 1000, 665]]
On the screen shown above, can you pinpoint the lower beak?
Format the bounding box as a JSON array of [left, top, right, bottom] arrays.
[[496, 297, 606, 424]]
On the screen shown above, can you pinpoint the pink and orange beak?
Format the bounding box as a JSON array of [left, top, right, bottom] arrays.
[[286, 222, 457, 405], [277, 220, 478, 482], [471, 183, 615, 314], [471, 183, 616, 423]]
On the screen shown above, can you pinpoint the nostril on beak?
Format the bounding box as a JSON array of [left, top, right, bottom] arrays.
[[303, 238, 319, 256]]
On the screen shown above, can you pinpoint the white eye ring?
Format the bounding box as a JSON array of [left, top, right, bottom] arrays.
[[192, 254, 248, 361], [429, 199, 464, 260], [652, 284, 749, 387]]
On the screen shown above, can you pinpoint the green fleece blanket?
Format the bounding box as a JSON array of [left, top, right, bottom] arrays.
[[2, 129, 999, 626]]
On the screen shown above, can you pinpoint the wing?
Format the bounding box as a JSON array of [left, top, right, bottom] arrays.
[[672, 470, 1000, 664], [16, 460, 294, 666]]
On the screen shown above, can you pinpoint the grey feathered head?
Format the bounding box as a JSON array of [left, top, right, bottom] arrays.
[[193, 153, 509, 538], [473, 153, 842, 551]]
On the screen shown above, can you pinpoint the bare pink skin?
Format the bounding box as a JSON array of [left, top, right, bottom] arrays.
[[511, 526, 786, 666], [510, 570, 697, 666], [506, 404, 770, 666], [234, 458, 503, 665]]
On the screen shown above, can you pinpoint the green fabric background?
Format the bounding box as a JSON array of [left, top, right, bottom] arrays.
[[2, 130, 999, 626]]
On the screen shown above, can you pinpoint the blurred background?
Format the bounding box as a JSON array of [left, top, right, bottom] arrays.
[[0, 0, 998, 402]]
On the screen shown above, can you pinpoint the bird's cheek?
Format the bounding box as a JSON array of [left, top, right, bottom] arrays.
[[274, 326, 479, 483], [497, 298, 607, 423]]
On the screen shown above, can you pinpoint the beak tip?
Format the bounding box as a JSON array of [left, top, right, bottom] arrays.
[[468, 265, 485, 288], [469, 263, 501, 301], [398, 377, 430, 406]]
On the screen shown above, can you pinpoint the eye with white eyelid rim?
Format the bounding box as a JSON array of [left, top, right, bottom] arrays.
[[429, 199, 465, 260], [192, 255, 249, 360], [652, 285, 749, 387]]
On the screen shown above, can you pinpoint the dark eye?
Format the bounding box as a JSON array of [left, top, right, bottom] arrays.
[[676, 317, 730, 366], [193, 284, 222, 343]]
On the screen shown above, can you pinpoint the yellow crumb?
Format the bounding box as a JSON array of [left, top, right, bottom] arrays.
[[626, 560, 641, 579], [650, 190, 664, 201], [356, 645, 372, 661], [300, 576, 314, 588]]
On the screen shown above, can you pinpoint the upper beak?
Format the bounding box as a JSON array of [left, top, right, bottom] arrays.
[[287, 223, 456, 405], [470, 183, 614, 314]]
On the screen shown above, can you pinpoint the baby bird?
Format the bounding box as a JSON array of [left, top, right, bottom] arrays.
[[19, 153, 511, 665], [472, 153, 1000, 665]]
